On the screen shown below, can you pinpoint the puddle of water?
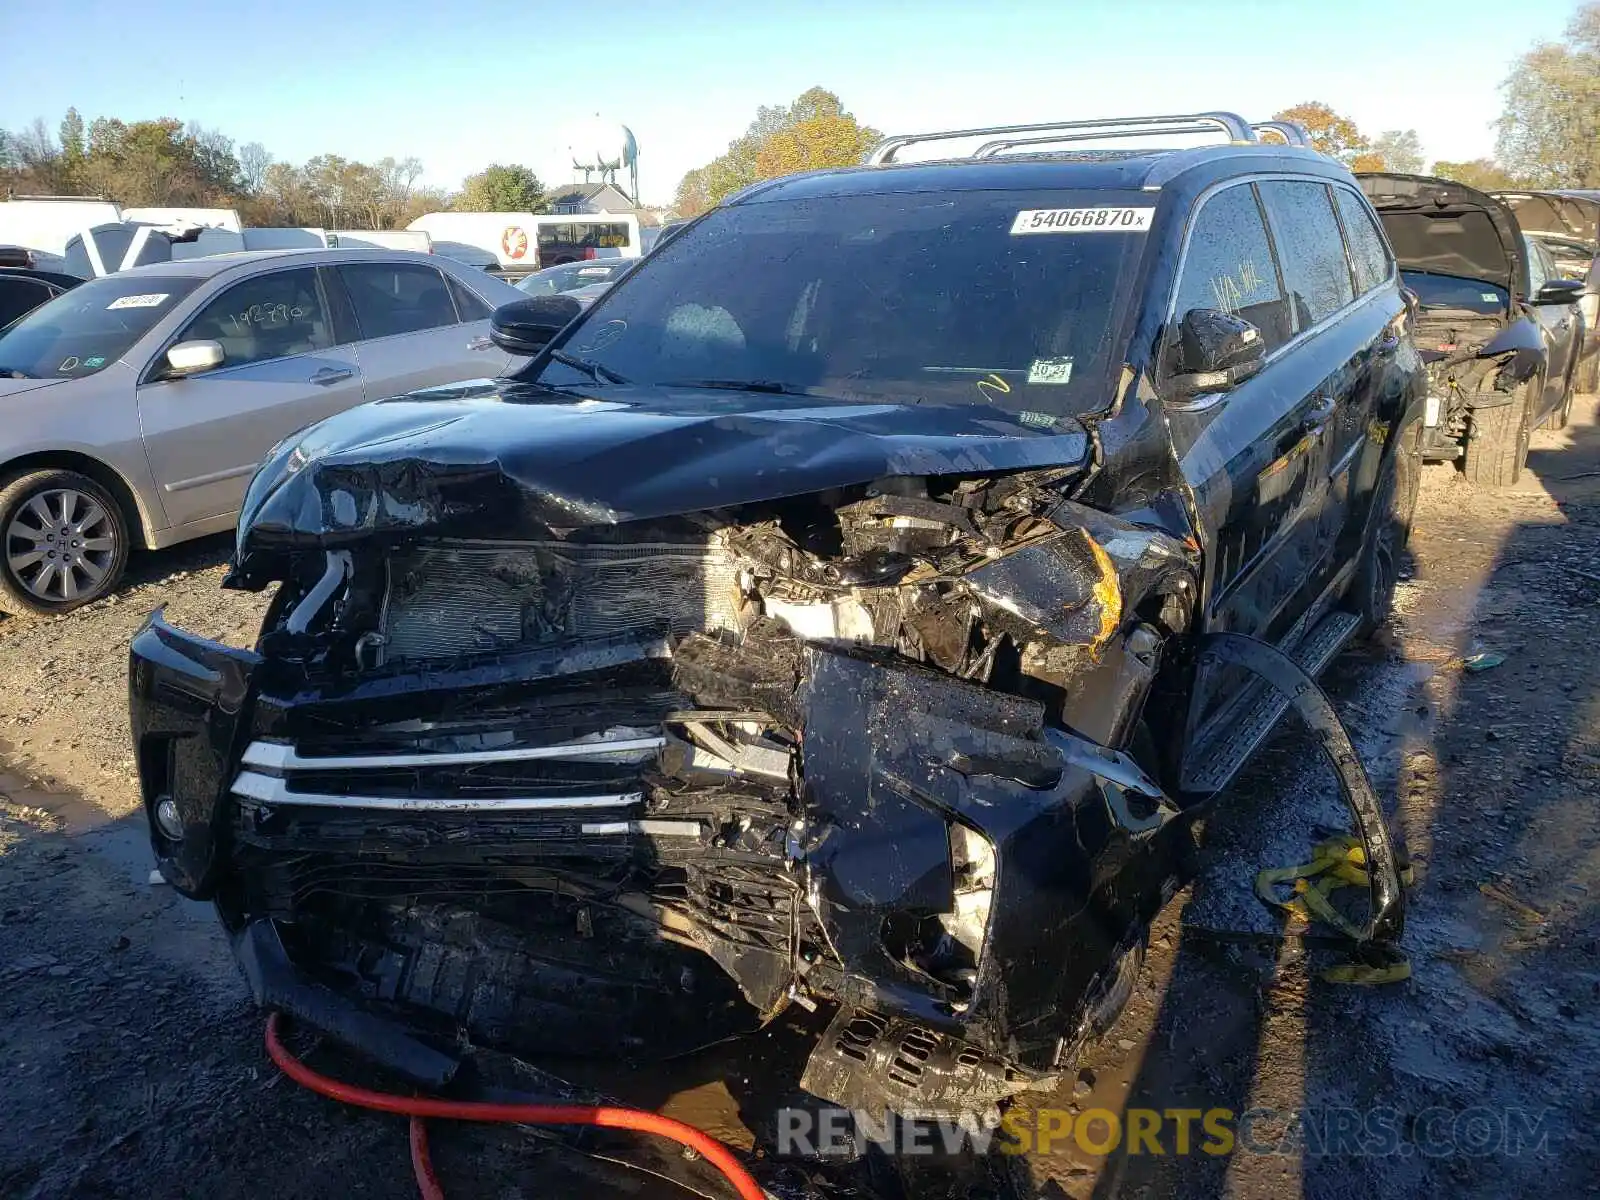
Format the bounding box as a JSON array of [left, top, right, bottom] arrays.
[[0, 743, 214, 925]]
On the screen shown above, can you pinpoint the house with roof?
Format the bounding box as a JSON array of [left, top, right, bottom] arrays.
[[546, 182, 638, 216]]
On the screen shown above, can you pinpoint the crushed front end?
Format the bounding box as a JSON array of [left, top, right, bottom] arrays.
[[130, 412, 1201, 1118]]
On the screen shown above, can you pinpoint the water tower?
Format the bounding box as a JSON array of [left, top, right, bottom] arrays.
[[559, 117, 639, 203]]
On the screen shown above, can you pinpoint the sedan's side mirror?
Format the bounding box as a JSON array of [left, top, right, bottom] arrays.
[[490, 296, 584, 355], [1169, 308, 1267, 398], [1532, 277, 1585, 305], [164, 339, 224, 378]]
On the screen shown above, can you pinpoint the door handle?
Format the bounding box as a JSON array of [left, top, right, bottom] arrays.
[[1300, 396, 1337, 434], [310, 367, 354, 387], [467, 335, 494, 351]]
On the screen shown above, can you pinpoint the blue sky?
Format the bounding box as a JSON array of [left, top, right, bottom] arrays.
[[0, 0, 1582, 204]]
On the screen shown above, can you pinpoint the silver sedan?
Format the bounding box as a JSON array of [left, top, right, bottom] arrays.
[[0, 248, 525, 615]]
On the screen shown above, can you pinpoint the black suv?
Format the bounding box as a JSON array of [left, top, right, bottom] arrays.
[[130, 113, 1422, 1120]]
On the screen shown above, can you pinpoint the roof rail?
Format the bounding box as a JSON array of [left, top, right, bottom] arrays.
[[865, 112, 1258, 166], [1250, 121, 1314, 148]]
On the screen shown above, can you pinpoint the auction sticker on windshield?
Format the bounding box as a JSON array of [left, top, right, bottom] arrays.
[[1010, 208, 1154, 234], [107, 293, 169, 310]]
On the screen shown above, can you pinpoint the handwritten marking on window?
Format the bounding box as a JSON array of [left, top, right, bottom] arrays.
[[1209, 259, 1268, 314], [226, 303, 313, 336]]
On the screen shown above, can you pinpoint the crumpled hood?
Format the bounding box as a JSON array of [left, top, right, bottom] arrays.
[[231, 381, 1089, 576]]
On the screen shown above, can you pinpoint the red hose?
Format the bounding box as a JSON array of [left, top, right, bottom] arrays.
[[266, 1013, 764, 1200]]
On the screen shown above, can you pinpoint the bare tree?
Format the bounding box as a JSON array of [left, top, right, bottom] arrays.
[[238, 142, 272, 196]]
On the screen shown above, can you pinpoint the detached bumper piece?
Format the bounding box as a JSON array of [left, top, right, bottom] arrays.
[[129, 611, 1189, 1113]]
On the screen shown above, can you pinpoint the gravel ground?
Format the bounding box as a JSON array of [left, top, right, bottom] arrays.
[[2, 399, 1598, 1200]]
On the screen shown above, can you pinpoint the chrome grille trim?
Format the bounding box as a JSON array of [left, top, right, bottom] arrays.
[[230, 770, 643, 812], [241, 735, 666, 773]]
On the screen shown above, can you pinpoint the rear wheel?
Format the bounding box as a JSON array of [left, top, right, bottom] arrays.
[[1462, 380, 1535, 487], [1354, 434, 1420, 634], [0, 469, 130, 617]]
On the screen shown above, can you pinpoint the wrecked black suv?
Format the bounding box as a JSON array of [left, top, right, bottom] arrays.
[[130, 113, 1421, 1119]]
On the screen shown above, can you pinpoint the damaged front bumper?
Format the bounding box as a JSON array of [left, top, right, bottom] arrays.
[[129, 602, 1190, 1117]]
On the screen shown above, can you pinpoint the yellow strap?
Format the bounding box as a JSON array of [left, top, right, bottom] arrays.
[[1254, 834, 1412, 984]]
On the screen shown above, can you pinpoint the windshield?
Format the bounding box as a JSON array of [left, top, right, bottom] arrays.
[[1401, 270, 1508, 315], [0, 275, 200, 379], [517, 260, 632, 296], [520, 188, 1151, 417]]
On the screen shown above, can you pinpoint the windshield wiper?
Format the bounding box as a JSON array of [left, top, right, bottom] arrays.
[[547, 349, 629, 386], [1, 368, 36, 379], [659, 378, 813, 395]]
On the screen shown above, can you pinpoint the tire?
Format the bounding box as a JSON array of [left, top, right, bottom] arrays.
[[0, 469, 130, 617], [1462, 380, 1535, 487], [1354, 433, 1421, 635]]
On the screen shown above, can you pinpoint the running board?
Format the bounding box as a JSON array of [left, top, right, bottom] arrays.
[[1181, 610, 1362, 795]]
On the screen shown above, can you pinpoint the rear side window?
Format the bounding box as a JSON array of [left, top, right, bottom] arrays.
[[1171, 183, 1292, 352], [446, 275, 493, 321], [340, 263, 459, 339], [180, 268, 333, 370], [1258, 181, 1355, 327], [1333, 188, 1393, 295]]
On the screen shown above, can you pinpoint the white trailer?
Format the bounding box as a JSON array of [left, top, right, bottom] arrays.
[[121, 207, 243, 232], [0, 197, 123, 269], [329, 229, 433, 253]]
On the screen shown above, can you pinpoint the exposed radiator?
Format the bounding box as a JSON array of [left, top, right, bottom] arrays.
[[382, 539, 743, 662]]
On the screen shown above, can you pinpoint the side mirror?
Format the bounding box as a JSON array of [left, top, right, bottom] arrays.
[[164, 339, 224, 378], [1169, 308, 1266, 398], [1532, 277, 1584, 305], [490, 296, 583, 355]]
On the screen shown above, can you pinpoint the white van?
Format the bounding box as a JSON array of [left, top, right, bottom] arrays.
[[408, 211, 641, 278]]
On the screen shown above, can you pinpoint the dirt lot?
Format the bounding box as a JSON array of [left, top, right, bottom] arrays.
[[1, 400, 1598, 1200]]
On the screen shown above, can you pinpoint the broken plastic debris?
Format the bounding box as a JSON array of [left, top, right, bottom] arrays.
[[1463, 651, 1505, 673]]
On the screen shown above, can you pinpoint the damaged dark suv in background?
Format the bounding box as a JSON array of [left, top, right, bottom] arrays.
[[1359, 173, 1585, 485], [130, 113, 1420, 1121]]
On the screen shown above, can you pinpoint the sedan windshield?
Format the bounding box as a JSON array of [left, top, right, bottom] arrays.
[[0, 275, 200, 379], [521, 188, 1152, 417], [518, 260, 634, 296]]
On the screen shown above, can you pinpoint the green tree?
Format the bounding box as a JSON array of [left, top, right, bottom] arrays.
[[1269, 101, 1376, 167], [456, 164, 546, 212], [1430, 158, 1521, 191], [58, 108, 85, 187], [672, 87, 881, 217], [1371, 129, 1425, 173], [1497, 2, 1600, 186]]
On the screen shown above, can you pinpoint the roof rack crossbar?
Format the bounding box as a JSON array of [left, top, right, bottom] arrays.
[[1250, 121, 1314, 148], [973, 122, 1245, 158], [865, 112, 1257, 165]]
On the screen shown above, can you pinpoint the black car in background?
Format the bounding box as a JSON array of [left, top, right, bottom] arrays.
[[0, 266, 80, 328], [1360, 173, 1584, 484], [1496, 189, 1600, 391], [131, 112, 1421, 1121]]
